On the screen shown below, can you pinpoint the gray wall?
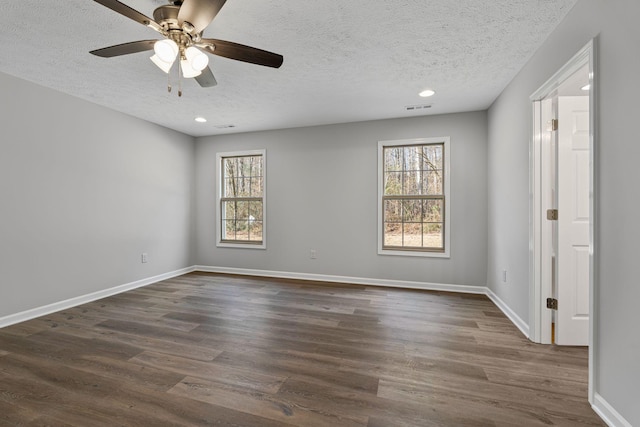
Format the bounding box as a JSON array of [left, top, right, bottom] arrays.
[[487, 0, 640, 424], [0, 72, 195, 319], [195, 112, 488, 288]]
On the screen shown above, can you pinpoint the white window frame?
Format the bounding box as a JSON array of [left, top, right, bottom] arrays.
[[377, 137, 451, 258], [216, 149, 266, 250]]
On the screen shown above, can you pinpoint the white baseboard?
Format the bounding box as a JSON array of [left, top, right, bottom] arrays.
[[193, 265, 488, 295], [484, 288, 530, 338], [592, 393, 633, 427], [0, 266, 195, 328]]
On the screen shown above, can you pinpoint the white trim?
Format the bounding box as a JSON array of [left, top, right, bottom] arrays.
[[377, 137, 451, 258], [0, 266, 195, 329], [194, 265, 485, 294], [486, 288, 530, 338], [216, 149, 267, 250], [587, 36, 599, 405], [592, 393, 632, 427], [528, 39, 597, 403], [530, 40, 593, 102]]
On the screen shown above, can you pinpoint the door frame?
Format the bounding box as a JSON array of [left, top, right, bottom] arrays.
[[528, 38, 597, 403]]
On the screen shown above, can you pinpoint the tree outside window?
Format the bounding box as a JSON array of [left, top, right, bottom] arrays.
[[378, 138, 450, 257], [217, 150, 265, 248]]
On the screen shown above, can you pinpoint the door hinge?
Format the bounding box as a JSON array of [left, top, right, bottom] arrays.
[[548, 119, 559, 131], [546, 209, 558, 221], [546, 298, 558, 310]]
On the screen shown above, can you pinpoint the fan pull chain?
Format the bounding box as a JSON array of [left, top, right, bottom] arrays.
[[167, 65, 172, 93], [178, 57, 183, 97]]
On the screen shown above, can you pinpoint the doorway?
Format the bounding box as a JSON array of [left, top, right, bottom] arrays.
[[529, 40, 596, 401]]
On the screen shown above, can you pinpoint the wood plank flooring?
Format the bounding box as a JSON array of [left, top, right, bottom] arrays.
[[0, 272, 604, 426]]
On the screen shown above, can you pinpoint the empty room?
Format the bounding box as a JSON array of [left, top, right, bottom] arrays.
[[0, 0, 638, 426]]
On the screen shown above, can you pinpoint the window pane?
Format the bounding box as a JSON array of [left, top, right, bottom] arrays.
[[234, 178, 251, 197], [422, 199, 442, 222], [249, 201, 263, 221], [384, 172, 402, 195], [222, 201, 235, 220], [402, 199, 421, 222], [403, 223, 422, 247], [249, 221, 263, 241], [384, 147, 403, 172], [384, 223, 402, 246], [250, 156, 263, 177], [235, 200, 249, 220], [384, 199, 402, 222], [423, 145, 443, 170], [251, 177, 264, 197], [424, 171, 443, 195], [224, 157, 238, 178], [403, 146, 421, 171], [423, 223, 443, 248], [235, 220, 248, 240], [236, 157, 251, 177], [224, 177, 237, 197], [223, 220, 236, 240], [403, 171, 422, 195]]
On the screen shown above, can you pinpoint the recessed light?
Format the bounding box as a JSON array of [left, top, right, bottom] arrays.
[[419, 89, 436, 97], [195, 117, 207, 123], [581, 84, 590, 91]]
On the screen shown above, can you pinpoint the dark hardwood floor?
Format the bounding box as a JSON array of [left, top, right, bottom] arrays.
[[0, 272, 603, 426]]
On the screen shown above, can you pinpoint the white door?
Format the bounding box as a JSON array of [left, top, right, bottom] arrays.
[[556, 96, 590, 346]]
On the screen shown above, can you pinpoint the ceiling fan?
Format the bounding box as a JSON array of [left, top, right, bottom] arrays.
[[90, 0, 283, 95]]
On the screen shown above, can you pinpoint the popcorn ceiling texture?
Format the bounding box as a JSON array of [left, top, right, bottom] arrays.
[[0, 0, 576, 136]]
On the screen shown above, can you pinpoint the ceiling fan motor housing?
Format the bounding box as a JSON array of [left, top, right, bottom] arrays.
[[153, 5, 200, 47], [153, 5, 180, 31]]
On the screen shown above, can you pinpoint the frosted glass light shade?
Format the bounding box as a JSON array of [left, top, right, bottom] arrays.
[[154, 39, 179, 63], [180, 59, 202, 78], [150, 54, 174, 73], [185, 46, 209, 71]]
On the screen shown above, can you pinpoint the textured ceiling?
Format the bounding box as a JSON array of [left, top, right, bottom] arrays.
[[0, 0, 577, 137]]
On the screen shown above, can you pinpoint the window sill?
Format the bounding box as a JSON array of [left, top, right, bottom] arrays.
[[378, 248, 450, 258], [217, 242, 266, 250]]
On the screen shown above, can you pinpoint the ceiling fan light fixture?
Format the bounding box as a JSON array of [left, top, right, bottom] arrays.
[[185, 46, 209, 71], [181, 59, 202, 78], [150, 54, 174, 73], [154, 39, 179, 63]]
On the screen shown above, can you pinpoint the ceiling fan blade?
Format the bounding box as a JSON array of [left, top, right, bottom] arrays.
[[178, 0, 227, 34], [93, 0, 162, 32], [195, 66, 218, 88], [199, 39, 283, 68], [90, 40, 157, 58]]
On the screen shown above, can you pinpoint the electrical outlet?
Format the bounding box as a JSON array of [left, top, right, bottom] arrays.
[[310, 249, 317, 259], [141, 253, 148, 263], [502, 270, 507, 283]]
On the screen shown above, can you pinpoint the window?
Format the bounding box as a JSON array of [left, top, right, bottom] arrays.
[[216, 150, 265, 248], [378, 138, 450, 257]]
